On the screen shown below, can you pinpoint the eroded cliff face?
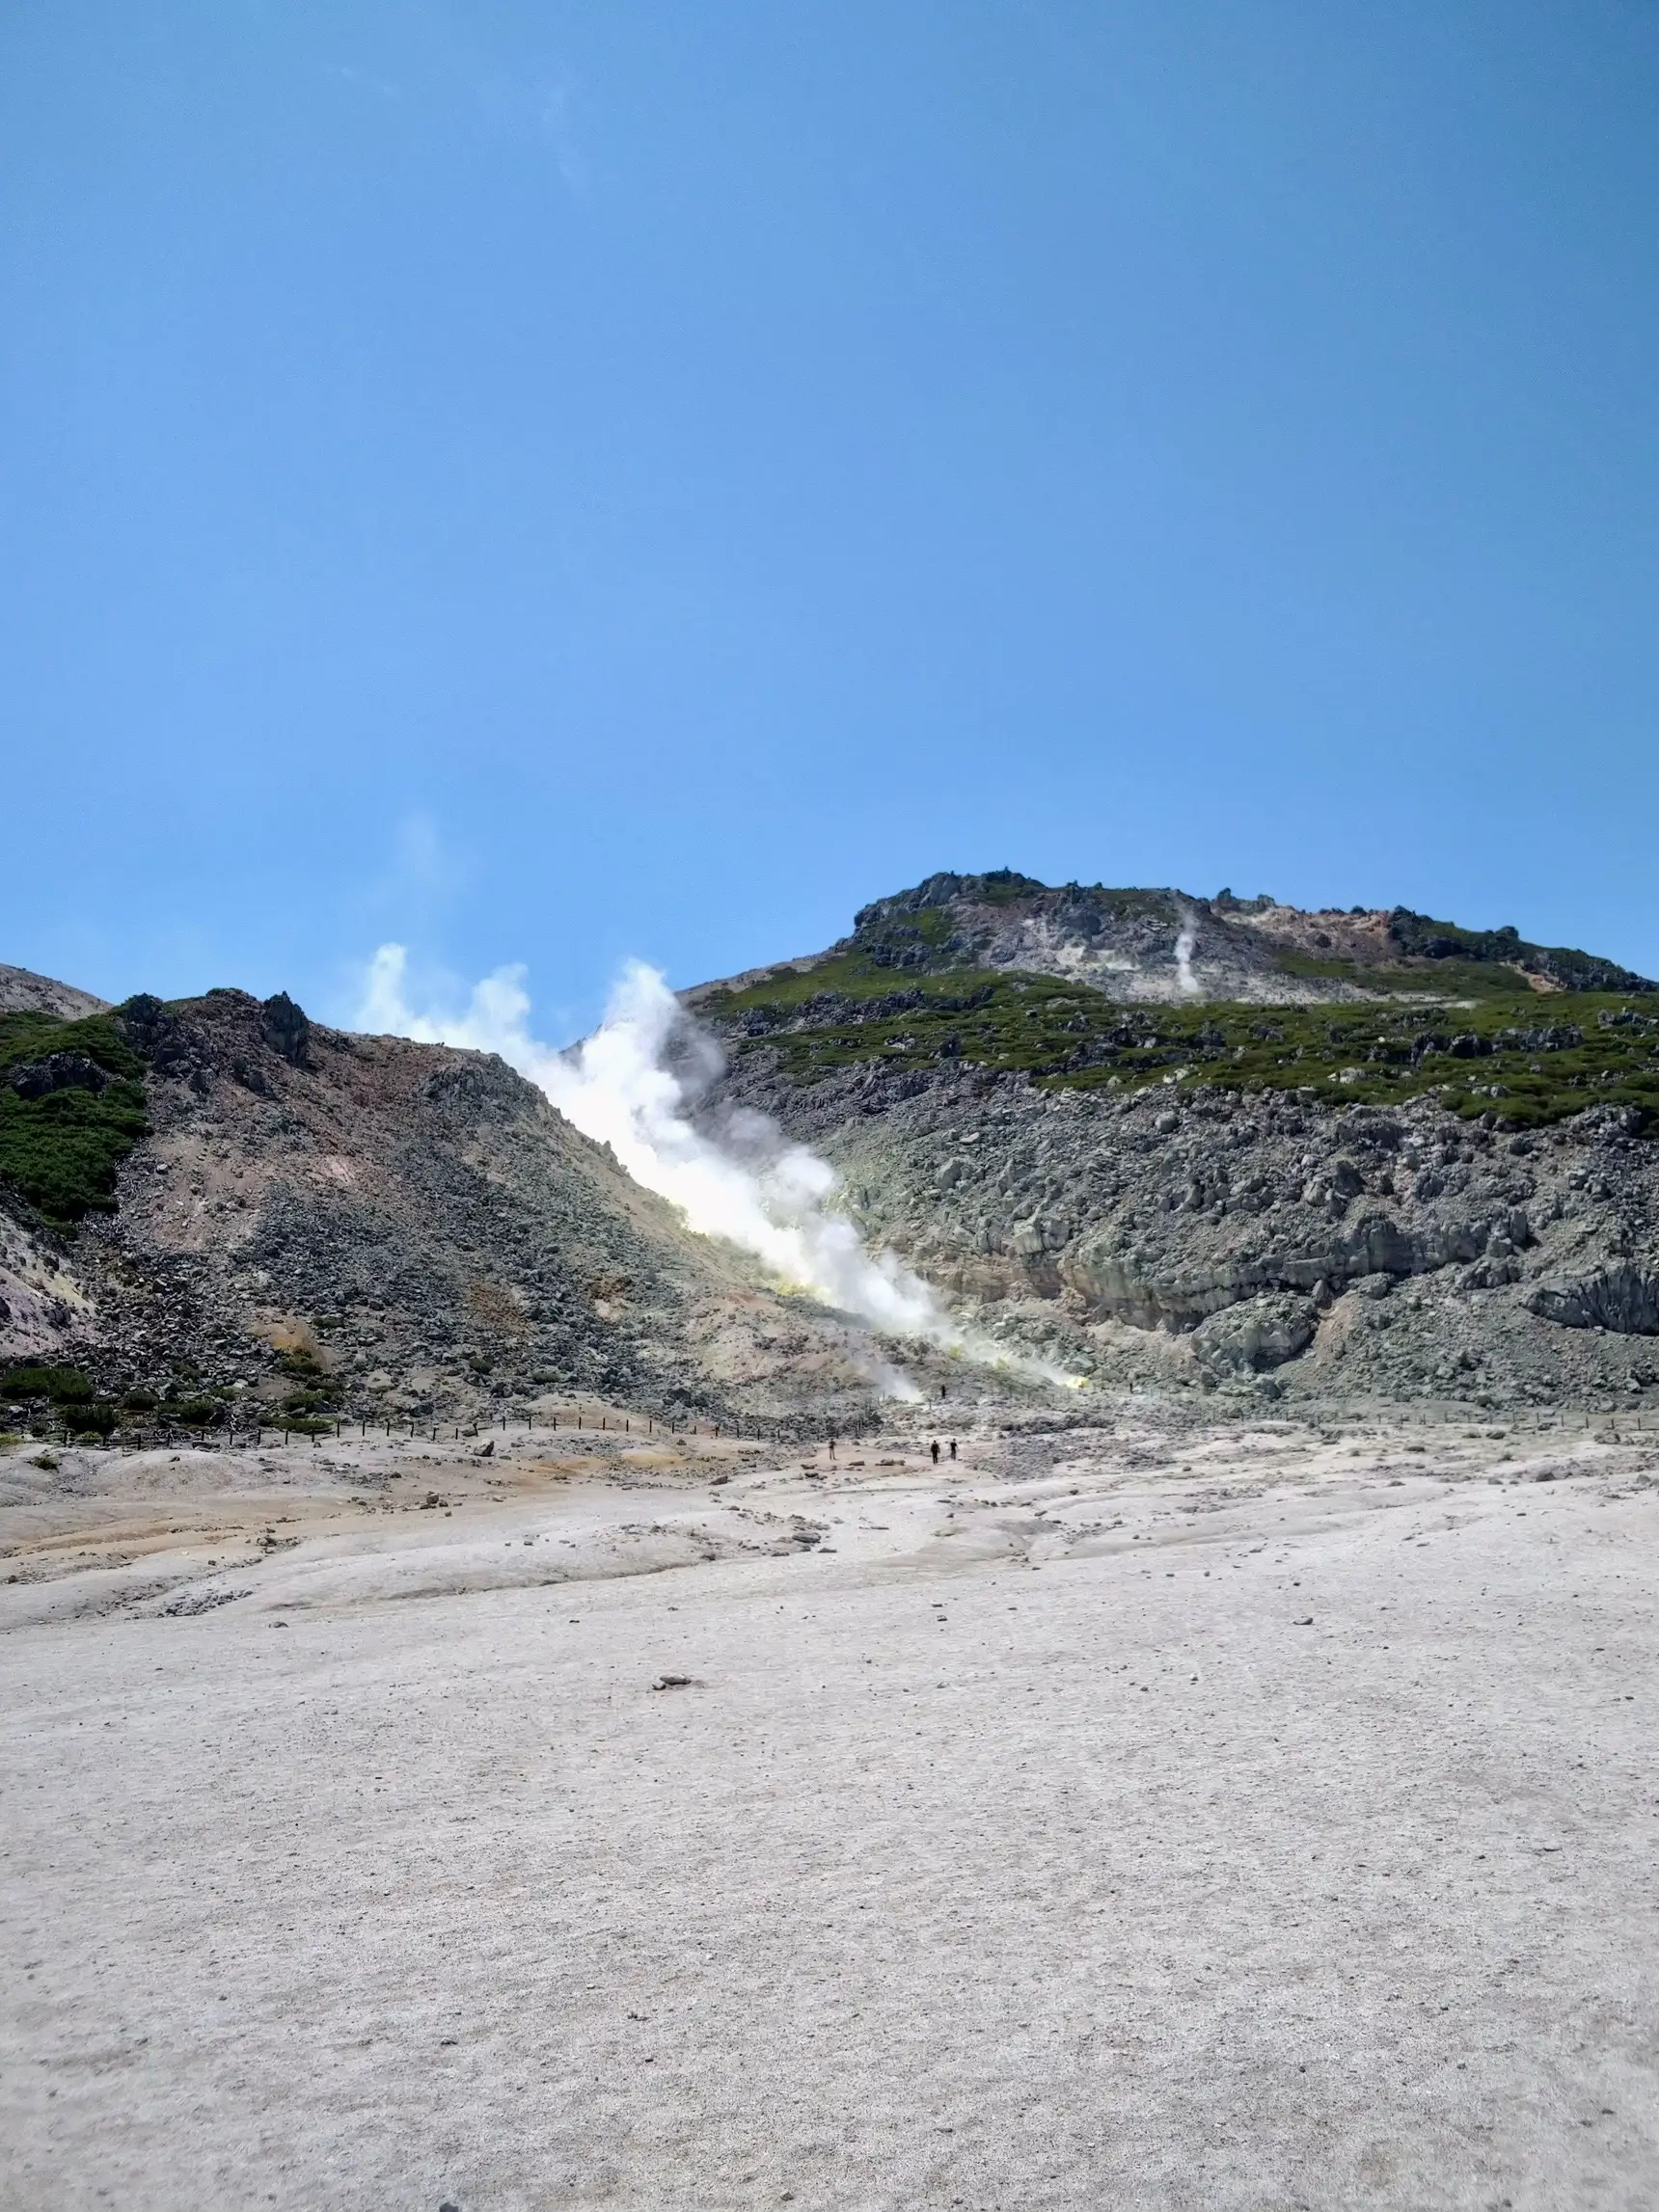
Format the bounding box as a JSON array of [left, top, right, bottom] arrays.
[[694, 1041, 1659, 1405]]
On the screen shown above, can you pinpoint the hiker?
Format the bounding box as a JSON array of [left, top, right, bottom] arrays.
[[931, 1438, 940, 1465], [949, 1439, 957, 1460]]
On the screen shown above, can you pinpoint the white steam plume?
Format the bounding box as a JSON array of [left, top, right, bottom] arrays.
[[1173, 907, 1202, 997], [358, 947, 999, 1383]]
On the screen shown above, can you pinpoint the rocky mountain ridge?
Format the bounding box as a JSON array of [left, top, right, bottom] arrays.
[[7, 862, 1659, 1437], [688, 875, 1659, 1408], [687, 870, 1654, 1011]]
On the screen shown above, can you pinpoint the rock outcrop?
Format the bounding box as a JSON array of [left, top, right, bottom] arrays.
[[1527, 1265, 1659, 1335], [692, 1045, 1659, 1403], [1191, 1294, 1318, 1377]]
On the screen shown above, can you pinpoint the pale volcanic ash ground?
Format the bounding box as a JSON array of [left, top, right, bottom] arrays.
[[3, 1409, 1658, 2210]]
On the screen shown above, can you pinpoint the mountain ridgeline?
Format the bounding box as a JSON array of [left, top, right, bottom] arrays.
[[4, 874, 1659, 1432], [687, 873, 1659, 1130]]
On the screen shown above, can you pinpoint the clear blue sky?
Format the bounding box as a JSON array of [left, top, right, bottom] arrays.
[[4, 2, 1657, 1032]]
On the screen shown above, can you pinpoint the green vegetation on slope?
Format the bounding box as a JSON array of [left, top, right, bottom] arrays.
[[0, 1009, 150, 1226], [1384, 908, 1651, 993], [702, 959, 1659, 1129], [0, 1362, 93, 1404], [1265, 950, 1553, 999]]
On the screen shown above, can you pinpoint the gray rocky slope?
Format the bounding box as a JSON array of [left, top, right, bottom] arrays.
[[687, 878, 1659, 1410], [0, 983, 898, 1425], [0, 963, 109, 1020], [699, 1054, 1659, 1408]]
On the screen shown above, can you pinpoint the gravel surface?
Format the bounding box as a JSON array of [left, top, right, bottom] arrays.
[[3, 1417, 1657, 2210]]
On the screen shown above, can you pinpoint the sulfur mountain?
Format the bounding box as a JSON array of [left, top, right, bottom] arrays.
[[0, 975, 905, 1433], [10, 866, 1659, 1435], [686, 875, 1659, 1407]]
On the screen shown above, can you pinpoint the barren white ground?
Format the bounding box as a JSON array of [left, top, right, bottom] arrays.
[[3, 1410, 1657, 2211]]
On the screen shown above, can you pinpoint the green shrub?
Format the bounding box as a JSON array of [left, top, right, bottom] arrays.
[[1, 1362, 94, 1403], [0, 1011, 150, 1226], [281, 1389, 337, 1417], [0, 1079, 149, 1225], [164, 1397, 224, 1429], [274, 1348, 341, 1410], [0, 1011, 145, 1083]]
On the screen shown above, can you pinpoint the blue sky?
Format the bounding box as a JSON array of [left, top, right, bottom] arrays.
[[4, 2, 1657, 1033]]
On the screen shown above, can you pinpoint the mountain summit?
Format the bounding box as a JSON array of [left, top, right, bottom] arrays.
[[694, 870, 1654, 1011], [689, 873, 1658, 1126]]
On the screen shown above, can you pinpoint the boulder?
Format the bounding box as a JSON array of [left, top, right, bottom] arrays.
[[1527, 1266, 1659, 1335], [261, 992, 313, 1068], [9, 1053, 112, 1100], [1191, 1294, 1318, 1376]]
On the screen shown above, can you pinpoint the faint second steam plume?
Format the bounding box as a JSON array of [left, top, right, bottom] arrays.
[[357, 948, 1008, 1391]]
